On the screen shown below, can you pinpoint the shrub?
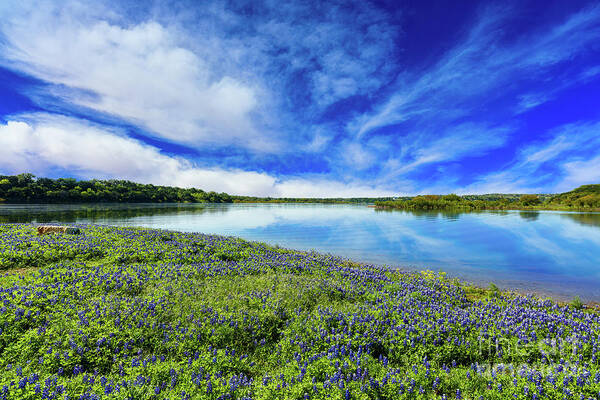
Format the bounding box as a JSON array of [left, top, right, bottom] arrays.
[[570, 296, 584, 310]]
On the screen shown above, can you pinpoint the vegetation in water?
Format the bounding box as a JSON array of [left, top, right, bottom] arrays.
[[0, 223, 598, 399]]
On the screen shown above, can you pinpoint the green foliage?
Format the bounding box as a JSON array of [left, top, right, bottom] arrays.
[[519, 194, 541, 206], [0, 174, 399, 205], [549, 184, 600, 208], [0, 174, 233, 204], [374, 194, 518, 211], [570, 296, 584, 310], [487, 282, 500, 298], [375, 184, 600, 211]]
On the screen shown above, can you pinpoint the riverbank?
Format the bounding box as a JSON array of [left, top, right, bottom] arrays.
[[0, 223, 598, 399]]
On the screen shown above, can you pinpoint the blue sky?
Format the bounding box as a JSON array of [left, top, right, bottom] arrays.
[[0, 0, 599, 196]]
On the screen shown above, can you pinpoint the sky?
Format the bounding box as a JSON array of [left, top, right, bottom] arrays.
[[0, 0, 599, 197]]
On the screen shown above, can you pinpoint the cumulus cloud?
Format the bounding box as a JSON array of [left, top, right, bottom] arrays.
[[1, 4, 272, 151], [0, 113, 396, 197], [0, 0, 401, 155], [0, 114, 277, 194]]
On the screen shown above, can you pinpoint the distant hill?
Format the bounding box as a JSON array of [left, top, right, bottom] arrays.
[[548, 184, 600, 208]]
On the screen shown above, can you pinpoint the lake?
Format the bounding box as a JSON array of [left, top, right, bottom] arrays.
[[1, 203, 599, 302]]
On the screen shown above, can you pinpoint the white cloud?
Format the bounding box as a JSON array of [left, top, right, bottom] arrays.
[[335, 2, 600, 191], [582, 65, 600, 79], [558, 156, 600, 192], [1, 5, 272, 151], [455, 171, 545, 195], [273, 179, 395, 198], [1, 1, 597, 195], [302, 134, 331, 153], [516, 93, 552, 113], [0, 0, 402, 156], [522, 136, 573, 165], [337, 141, 377, 171], [253, 2, 399, 108], [0, 114, 276, 195], [0, 113, 396, 197]]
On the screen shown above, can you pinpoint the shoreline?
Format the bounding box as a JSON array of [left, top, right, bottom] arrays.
[[374, 204, 600, 212], [3, 200, 599, 212], [1, 223, 598, 398], [355, 260, 599, 308], [5, 221, 596, 307], [3, 217, 598, 304]]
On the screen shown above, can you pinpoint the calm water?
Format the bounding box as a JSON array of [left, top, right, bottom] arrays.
[[1, 203, 599, 302]]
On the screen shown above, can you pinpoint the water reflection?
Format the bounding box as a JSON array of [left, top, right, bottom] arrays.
[[560, 212, 600, 227], [519, 211, 540, 221], [375, 208, 463, 221], [0, 203, 218, 223], [1, 203, 599, 301]]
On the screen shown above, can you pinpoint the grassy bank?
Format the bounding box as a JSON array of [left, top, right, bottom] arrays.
[[0, 224, 598, 399]]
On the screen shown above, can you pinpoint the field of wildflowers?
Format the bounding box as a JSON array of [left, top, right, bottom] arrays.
[[0, 223, 598, 399]]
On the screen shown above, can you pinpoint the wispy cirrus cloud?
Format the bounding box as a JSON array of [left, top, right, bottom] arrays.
[[560, 156, 600, 191], [458, 121, 600, 194], [380, 123, 511, 180], [329, 3, 600, 192], [351, 4, 600, 139]]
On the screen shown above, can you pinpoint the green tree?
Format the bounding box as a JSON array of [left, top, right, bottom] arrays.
[[519, 194, 541, 206], [16, 173, 35, 186], [441, 194, 461, 202]]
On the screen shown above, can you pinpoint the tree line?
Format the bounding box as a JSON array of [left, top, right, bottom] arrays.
[[0, 174, 233, 203], [546, 184, 600, 208], [1, 173, 598, 209], [374, 185, 600, 211], [0, 174, 397, 204]]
